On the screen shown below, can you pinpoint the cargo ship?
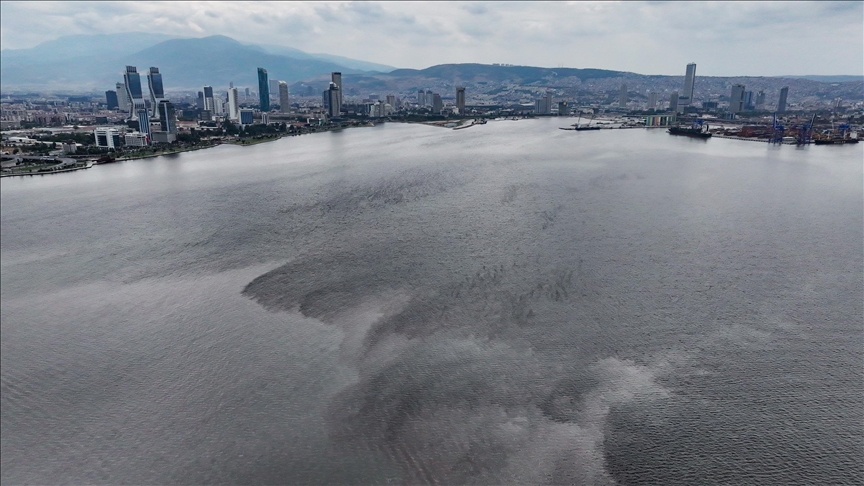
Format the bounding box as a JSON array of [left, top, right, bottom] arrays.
[[813, 138, 858, 145], [668, 126, 712, 139]]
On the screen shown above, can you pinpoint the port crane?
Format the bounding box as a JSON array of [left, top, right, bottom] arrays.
[[770, 113, 785, 144]]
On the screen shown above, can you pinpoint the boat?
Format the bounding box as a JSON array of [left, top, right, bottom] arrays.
[[568, 113, 602, 131], [814, 138, 859, 145], [668, 126, 712, 138], [95, 155, 116, 164]]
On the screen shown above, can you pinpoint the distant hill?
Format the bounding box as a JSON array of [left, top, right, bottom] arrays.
[[776, 75, 863, 83], [0, 34, 395, 92], [387, 64, 628, 84]]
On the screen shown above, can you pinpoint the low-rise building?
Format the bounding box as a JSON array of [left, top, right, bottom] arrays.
[[124, 131, 148, 147], [94, 127, 121, 149]]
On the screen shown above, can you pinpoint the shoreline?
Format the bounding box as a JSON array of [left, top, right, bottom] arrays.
[[4, 118, 848, 176]]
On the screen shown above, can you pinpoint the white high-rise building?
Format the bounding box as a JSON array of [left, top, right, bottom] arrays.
[[279, 81, 290, 113], [227, 87, 240, 121], [116, 82, 129, 113]]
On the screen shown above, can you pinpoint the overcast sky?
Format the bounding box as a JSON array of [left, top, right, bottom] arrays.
[[1, 1, 861, 76]]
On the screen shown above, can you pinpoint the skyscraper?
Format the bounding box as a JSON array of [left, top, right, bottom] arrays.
[[196, 91, 205, 109], [137, 109, 151, 140], [679, 63, 696, 111], [279, 81, 290, 113], [425, 90, 433, 107], [730, 84, 746, 114], [105, 90, 119, 110], [146, 67, 165, 118], [432, 93, 443, 114], [157, 100, 177, 134], [327, 82, 341, 118], [258, 68, 270, 112], [777, 86, 789, 113], [456, 87, 466, 115], [619, 84, 628, 108], [203, 85, 215, 113], [669, 91, 679, 113], [647, 91, 658, 110], [116, 82, 129, 112], [331, 72, 343, 113], [228, 87, 240, 121], [744, 91, 754, 110], [269, 79, 280, 99], [123, 66, 146, 118], [418, 90, 426, 106], [755, 90, 766, 110]]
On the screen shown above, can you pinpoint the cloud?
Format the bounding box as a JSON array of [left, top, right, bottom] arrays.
[[1, 1, 861, 75]]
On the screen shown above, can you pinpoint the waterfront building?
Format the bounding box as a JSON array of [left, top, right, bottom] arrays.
[[619, 84, 628, 108], [331, 72, 343, 113], [456, 87, 466, 115], [239, 109, 254, 126], [426, 90, 433, 107], [669, 91, 679, 113], [137, 109, 151, 140], [777, 86, 789, 113], [125, 131, 148, 147], [327, 82, 341, 118], [418, 90, 426, 106], [258, 68, 270, 112], [123, 66, 146, 118], [227, 87, 240, 121], [279, 81, 290, 113], [94, 126, 121, 149], [105, 90, 119, 110], [116, 82, 129, 112], [146, 67, 165, 118], [558, 101, 570, 116], [432, 93, 443, 114], [647, 91, 658, 110], [157, 100, 177, 134], [729, 84, 746, 114], [678, 62, 696, 111]]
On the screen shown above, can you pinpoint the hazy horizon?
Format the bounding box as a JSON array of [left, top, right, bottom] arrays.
[[1, 1, 861, 77]]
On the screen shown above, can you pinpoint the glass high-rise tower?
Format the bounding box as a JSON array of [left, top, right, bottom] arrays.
[[146, 67, 165, 118], [258, 68, 270, 112], [123, 66, 146, 118]]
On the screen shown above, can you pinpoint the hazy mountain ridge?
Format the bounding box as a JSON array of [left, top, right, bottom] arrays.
[[0, 33, 395, 91]]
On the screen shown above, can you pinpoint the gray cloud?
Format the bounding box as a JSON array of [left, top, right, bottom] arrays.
[[1, 1, 861, 75]]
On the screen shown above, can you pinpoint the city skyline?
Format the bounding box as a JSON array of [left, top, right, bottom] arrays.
[[0, 1, 861, 77]]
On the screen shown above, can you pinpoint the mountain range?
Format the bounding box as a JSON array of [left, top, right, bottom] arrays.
[[0, 33, 397, 92], [1, 33, 861, 97]]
